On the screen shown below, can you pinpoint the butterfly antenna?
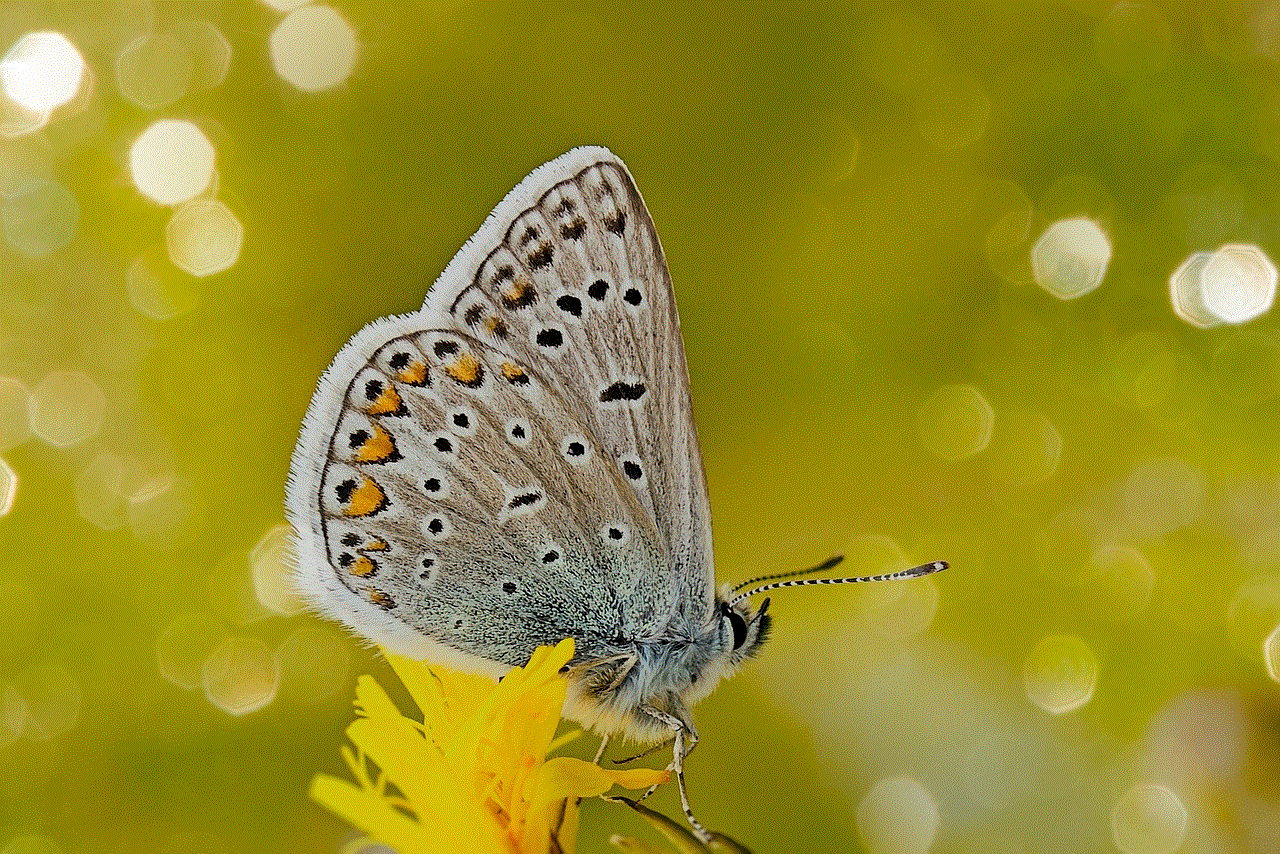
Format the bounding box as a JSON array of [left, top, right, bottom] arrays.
[[730, 554, 847, 593], [730, 560, 948, 607]]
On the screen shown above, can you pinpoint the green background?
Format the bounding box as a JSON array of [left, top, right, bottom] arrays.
[[2, 2, 1280, 852]]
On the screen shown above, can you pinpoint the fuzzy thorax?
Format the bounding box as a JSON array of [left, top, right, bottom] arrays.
[[561, 589, 771, 743]]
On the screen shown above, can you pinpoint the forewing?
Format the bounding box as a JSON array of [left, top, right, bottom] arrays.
[[426, 147, 714, 613]]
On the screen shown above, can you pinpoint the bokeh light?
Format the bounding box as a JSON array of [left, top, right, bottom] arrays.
[[1169, 251, 1220, 329], [165, 199, 243, 276], [0, 31, 84, 113], [856, 777, 939, 854], [1110, 784, 1187, 854], [28, 370, 105, 448], [917, 384, 994, 460], [269, 5, 358, 92], [129, 119, 216, 206], [1031, 217, 1111, 299], [1023, 634, 1098, 714], [202, 636, 279, 716], [116, 33, 192, 110]]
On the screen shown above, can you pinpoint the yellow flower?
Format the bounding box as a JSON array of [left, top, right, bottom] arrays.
[[310, 638, 669, 854]]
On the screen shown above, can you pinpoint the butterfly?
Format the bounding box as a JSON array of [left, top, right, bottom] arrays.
[[286, 146, 946, 841]]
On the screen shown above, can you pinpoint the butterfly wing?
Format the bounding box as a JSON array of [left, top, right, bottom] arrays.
[[287, 148, 714, 674]]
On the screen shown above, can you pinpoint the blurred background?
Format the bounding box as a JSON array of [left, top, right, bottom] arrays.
[[2, 1, 1280, 852]]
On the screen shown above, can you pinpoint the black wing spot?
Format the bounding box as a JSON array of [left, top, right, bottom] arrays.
[[433, 436, 453, 454], [463, 305, 483, 327], [556, 294, 582, 317], [452, 412, 470, 429], [560, 218, 586, 240], [348, 429, 370, 449], [588, 279, 608, 301], [389, 352, 411, 370], [433, 340, 459, 358], [422, 556, 435, 568], [536, 328, 563, 348], [502, 581, 517, 594], [427, 517, 444, 535], [555, 198, 575, 215], [337, 552, 354, 567], [604, 211, 626, 235], [335, 479, 356, 503], [600, 381, 646, 403], [542, 549, 560, 563], [519, 225, 539, 247], [510, 423, 526, 439], [424, 477, 442, 494], [607, 527, 624, 540], [340, 533, 360, 547], [527, 243, 553, 269], [492, 264, 515, 284], [363, 380, 384, 401], [508, 491, 542, 509], [566, 441, 584, 457], [623, 460, 642, 480], [624, 288, 642, 306]]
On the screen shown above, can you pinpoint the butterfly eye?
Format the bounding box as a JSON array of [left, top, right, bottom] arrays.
[[724, 606, 748, 651]]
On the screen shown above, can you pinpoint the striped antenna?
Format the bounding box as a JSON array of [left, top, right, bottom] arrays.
[[730, 560, 948, 608], [730, 554, 846, 593]]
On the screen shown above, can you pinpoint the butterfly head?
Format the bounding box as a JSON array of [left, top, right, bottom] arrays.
[[716, 591, 772, 667]]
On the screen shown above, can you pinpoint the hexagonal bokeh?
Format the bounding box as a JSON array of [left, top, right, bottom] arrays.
[[129, 119, 215, 206], [165, 199, 243, 276], [269, 5, 357, 92], [1023, 634, 1098, 714], [202, 636, 279, 716], [1, 31, 85, 113], [28, 370, 105, 447], [116, 32, 192, 110], [1168, 251, 1220, 329], [917, 384, 994, 461], [1031, 217, 1111, 299]]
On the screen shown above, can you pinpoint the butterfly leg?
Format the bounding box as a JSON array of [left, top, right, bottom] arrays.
[[592, 732, 611, 764], [639, 702, 711, 843]]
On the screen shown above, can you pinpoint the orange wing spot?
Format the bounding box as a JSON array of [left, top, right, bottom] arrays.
[[362, 538, 389, 551], [369, 590, 395, 609], [501, 277, 536, 309], [365, 383, 404, 416], [349, 555, 378, 577], [353, 423, 400, 463], [501, 362, 529, 384], [445, 354, 483, 386], [484, 316, 509, 338], [343, 475, 388, 517], [396, 360, 429, 386]]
